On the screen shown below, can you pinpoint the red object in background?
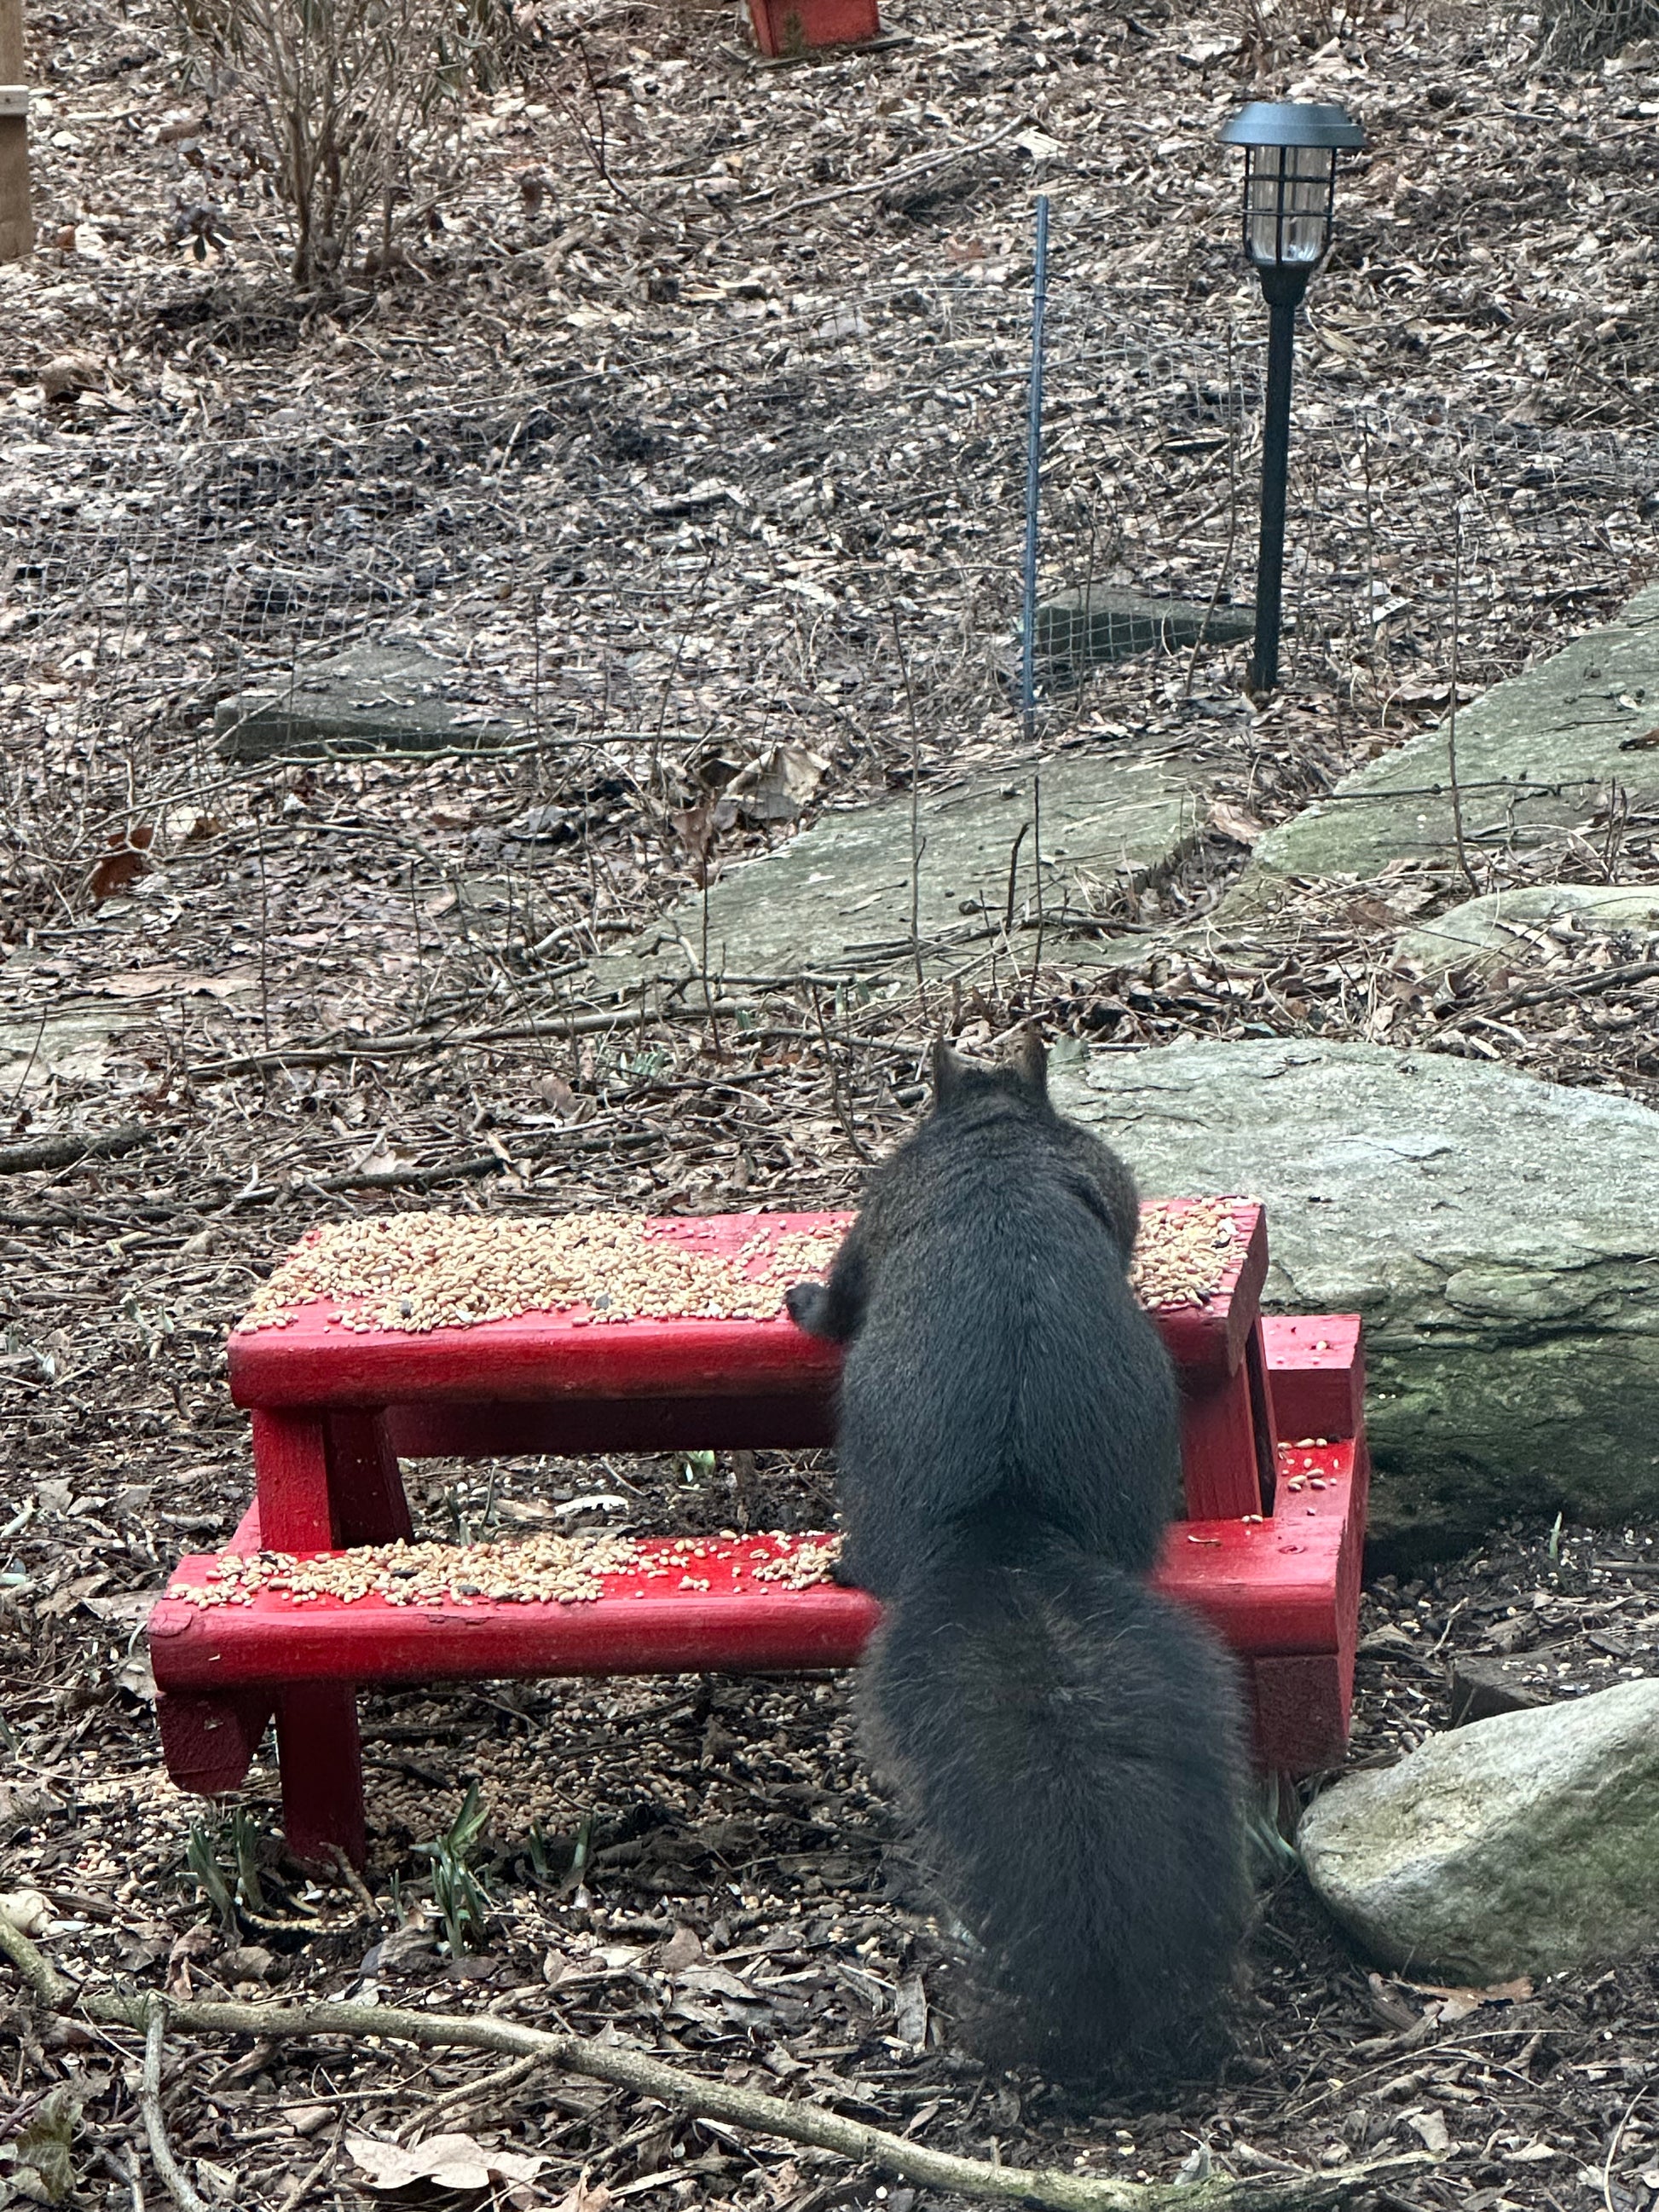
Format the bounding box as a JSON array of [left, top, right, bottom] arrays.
[[744, 0, 880, 59], [149, 1203, 1369, 1868]]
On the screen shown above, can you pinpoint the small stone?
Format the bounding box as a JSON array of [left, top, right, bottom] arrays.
[[1031, 584, 1254, 678], [221, 1943, 276, 1982], [1449, 1657, 1546, 1726], [216, 639, 521, 762], [1298, 1678, 1659, 1984]]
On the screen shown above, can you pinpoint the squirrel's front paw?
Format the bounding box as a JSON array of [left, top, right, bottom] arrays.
[[785, 1281, 830, 1335], [829, 1539, 871, 1591]]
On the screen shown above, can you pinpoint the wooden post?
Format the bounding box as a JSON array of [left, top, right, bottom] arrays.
[[0, 0, 31, 263]]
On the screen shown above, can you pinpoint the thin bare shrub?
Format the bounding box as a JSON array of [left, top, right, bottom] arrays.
[[1539, 0, 1657, 57], [169, 0, 489, 286]]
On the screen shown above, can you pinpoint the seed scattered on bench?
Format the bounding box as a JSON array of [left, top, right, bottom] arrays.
[[234, 1213, 846, 1335], [171, 1532, 843, 1610], [234, 1203, 1247, 1337]]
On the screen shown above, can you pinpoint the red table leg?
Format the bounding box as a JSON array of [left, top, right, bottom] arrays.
[[251, 1408, 336, 1547], [156, 1689, 272, 1795], [1179, 1360, 1266, 1521], [253, 1410, 376, 1864], [275, 1682, 367, 1871], [327, 1411, 413, 1545]]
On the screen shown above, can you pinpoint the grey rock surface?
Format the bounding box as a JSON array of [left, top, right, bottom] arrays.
[[1396, 881, 1659, 973], [1052, 1037, 1659, 1554], [0, 959, 258, 1093], [1032, 586, 1254, 680], [597, 741, 1211, 990], [217, 640, 520, 760], [1235, 582, 1659, 894], [1298, 1680, 1659, 1983]]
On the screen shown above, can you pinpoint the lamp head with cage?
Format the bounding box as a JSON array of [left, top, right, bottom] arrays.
[[1220, 102, 1365, 297]]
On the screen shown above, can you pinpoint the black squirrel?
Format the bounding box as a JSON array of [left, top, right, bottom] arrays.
[[786, 1033, 1248, 2077]]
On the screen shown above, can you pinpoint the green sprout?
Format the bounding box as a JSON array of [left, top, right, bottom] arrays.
[[185, 1821, 237, 1930], [416, 1783, 494, 1957]]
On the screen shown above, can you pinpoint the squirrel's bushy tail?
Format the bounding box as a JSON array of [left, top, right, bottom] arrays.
[[866, 1521, 1250, 2077]]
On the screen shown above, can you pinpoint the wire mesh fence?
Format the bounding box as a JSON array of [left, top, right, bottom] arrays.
[[3, 274, 1656, 814]]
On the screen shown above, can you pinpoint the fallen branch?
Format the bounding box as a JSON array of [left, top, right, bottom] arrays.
[[182, 1002, 756, 1084], [293, 1126, 664, 1199], [0, 1123, 155, 1176], [1471, 956, 1659, 1018], [0, 1918, 1429, 2212], [139, 2001, 211, 2212], [746, 119, 1021, 231]]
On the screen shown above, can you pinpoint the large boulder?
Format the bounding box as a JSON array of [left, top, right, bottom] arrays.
[[1030, 586, 1253, 685], [1298, 1680, 1659, 1983], [1396, 881, 1659, 973], [1234, 580, 1659, 897], [1051, 1037, 1659, 1556], [217, 639, 520, 760], [596, 739, 1211, 993]]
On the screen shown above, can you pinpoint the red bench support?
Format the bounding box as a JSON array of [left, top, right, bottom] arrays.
[[148, 1207, 1367, 1868]]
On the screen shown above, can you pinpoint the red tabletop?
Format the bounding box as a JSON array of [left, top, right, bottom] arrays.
[[228, 1202, 1268, 1412]]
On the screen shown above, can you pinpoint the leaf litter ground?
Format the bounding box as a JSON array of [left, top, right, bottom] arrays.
[[2, 0, 1659, 2201]]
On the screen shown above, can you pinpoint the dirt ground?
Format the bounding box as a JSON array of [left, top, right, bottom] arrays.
[[2, 0, 1659, 2201]]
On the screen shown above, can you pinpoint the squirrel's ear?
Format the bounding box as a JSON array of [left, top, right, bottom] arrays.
[[1011, 1025, 1049, 1100], [932, 1040, 968, 1107]]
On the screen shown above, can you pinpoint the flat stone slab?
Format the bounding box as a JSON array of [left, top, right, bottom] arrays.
[[1298, 1679, 1659, 1983], [1397, 881, 1659, 973], [1031, 586, 1254, 684], [1051, 1037, 1659, 1557], [1235, 581, 1659, 896], [598, 740, 1209, 990], [217, 640, 521, 761], [0, 966, 258, 1094]]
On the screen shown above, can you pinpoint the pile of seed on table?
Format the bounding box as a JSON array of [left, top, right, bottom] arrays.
[[235, 1212, 847, 1335], [234, 1201, 1249, 1338], [1130, 1197, 1243, 1310], [749, 1542, 844, 1589], [171, 1531, 843, 1610]]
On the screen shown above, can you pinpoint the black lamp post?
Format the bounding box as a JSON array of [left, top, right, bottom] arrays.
[[1220, 100, 1365, 695]]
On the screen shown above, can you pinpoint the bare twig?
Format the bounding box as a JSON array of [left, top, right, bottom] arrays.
[[0, 1123, 156, 1176], [275, 2128, 341, 2212], [889, 609, 928, 1012], [0, 1920, 1429, 2212], [395, 2053, 547, 2142], [812, 985, 873, 1164], [1003, 821, 1030, 939], [101, 2147, 146, 2212], [1446, 492, 1478, 895], [747, 120, 1021, 232], [140, 2002, 212, 2212]]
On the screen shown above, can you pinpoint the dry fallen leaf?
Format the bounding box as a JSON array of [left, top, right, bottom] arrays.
[[550, 2177, 613, 2212], [39, 350, 101, 401], [94, 967, 257, 1000], [1208, 800, 1268, 846], [1405, 1976, 1533, 2006], [722, 742, 830, 825], [1406, 2110, 1452, 2154], [0, 1887, 52, 1937], [89, 843, 151, 901], [346, 2130, 546, 2191]]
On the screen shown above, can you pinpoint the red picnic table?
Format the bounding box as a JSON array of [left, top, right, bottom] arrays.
[[147, 1203, 1367, 1868]]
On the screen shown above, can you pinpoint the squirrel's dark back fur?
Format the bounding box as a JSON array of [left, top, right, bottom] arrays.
[[787, 1035, 1249, 2076]]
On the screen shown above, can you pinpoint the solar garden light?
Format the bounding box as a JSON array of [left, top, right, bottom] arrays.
[[1220, 100, 1366, 695]]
